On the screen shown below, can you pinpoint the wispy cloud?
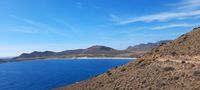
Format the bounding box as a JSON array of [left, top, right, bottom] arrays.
[[175, 0, 200, 10], [109, 14, 120, 21], [9, 27, 39, 34], [53, 18, 74, 30], [9, 15, 69, 36], [10, 15, 39, 26], [115, 10, 200, 24], [111, 0, 200, 25], [152, 23, 198, 30]]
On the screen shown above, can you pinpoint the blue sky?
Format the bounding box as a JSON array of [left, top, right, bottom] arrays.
[[0, 0, 200, 57]]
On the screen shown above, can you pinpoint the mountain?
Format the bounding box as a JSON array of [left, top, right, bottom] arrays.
[[59, 27, 200, 90], [12, 40, 172, 61], [126, 40, 172, 57], [0, 59, 7, 63], [13, 45, 130, 60], [0, 57, 14, 63], [126, 40, 172, 52], [14, 51, 57, 60]]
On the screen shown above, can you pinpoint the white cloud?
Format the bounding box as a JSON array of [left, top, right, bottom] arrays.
[[114, 10, 200, 25], [111, 0, 200, 25], [109, 14, 120, 21], [9, 26, 39, 34], [9, 15, 69, 35], [10, 15, 39, 26], [176, 0, 200, 10], [151, 23, 197, 30]]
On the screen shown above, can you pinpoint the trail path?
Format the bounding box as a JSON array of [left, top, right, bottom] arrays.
[[157, 58, 200, 64]]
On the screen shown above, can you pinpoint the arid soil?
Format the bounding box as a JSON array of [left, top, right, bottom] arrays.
[[57, 59, 200, 90], [149, 27, 200, 58], [57, 27, 200, 90]]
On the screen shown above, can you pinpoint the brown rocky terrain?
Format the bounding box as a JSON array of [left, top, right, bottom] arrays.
[[151, 27, 200, 57], [146, 27, 200, 62], [57, 27, 200, 90]]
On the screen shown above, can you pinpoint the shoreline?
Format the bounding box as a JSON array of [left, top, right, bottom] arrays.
[[0, 57, 136, 64], [69, 57, 136, 60], [15, 57, 136, 61]]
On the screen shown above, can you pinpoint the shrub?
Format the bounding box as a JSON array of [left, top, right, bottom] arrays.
[[171, 52, 177, 56], [106, 71, 112, 76], [120, 68, 126, 72], [173, 76, 180, 80], [181, 61, 186, 64], [155, 49, 159, 52], [193, 70, 200, 76], [163, 67, 175, 71], [191, 64, 195, 67]]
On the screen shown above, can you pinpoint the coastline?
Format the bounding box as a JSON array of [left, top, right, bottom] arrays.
[[15, 57, 136, 61], [0, 57, 136, 64], [69, 57, 136, 60]]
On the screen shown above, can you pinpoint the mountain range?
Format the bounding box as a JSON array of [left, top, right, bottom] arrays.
[[13, 45, 129, 60], [10, 40, 171, 61], [126, 40, 172, 52]]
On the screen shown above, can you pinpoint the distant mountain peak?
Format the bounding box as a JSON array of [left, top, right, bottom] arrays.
[[87, 45, 115, 51], [126, 40, 172, 52]]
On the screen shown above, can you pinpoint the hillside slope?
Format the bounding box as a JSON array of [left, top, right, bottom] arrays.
[[58, 27, 200, 90], [154, 27, 200, 56]]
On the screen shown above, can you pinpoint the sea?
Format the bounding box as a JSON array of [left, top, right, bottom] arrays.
[[0, 59, 132, 90]]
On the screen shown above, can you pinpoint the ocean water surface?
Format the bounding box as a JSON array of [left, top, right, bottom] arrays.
[[0, 59, 132, 90]]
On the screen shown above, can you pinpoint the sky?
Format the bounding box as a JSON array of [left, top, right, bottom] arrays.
[[0, 0, 200, 57]]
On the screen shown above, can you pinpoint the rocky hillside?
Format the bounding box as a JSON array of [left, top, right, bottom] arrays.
[[150, 27, 200, 57], [58, 27, 200, 90], [13, 45, 130, 60]]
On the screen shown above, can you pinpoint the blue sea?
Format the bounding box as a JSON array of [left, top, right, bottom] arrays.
[[0, 59, 132, 90]]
